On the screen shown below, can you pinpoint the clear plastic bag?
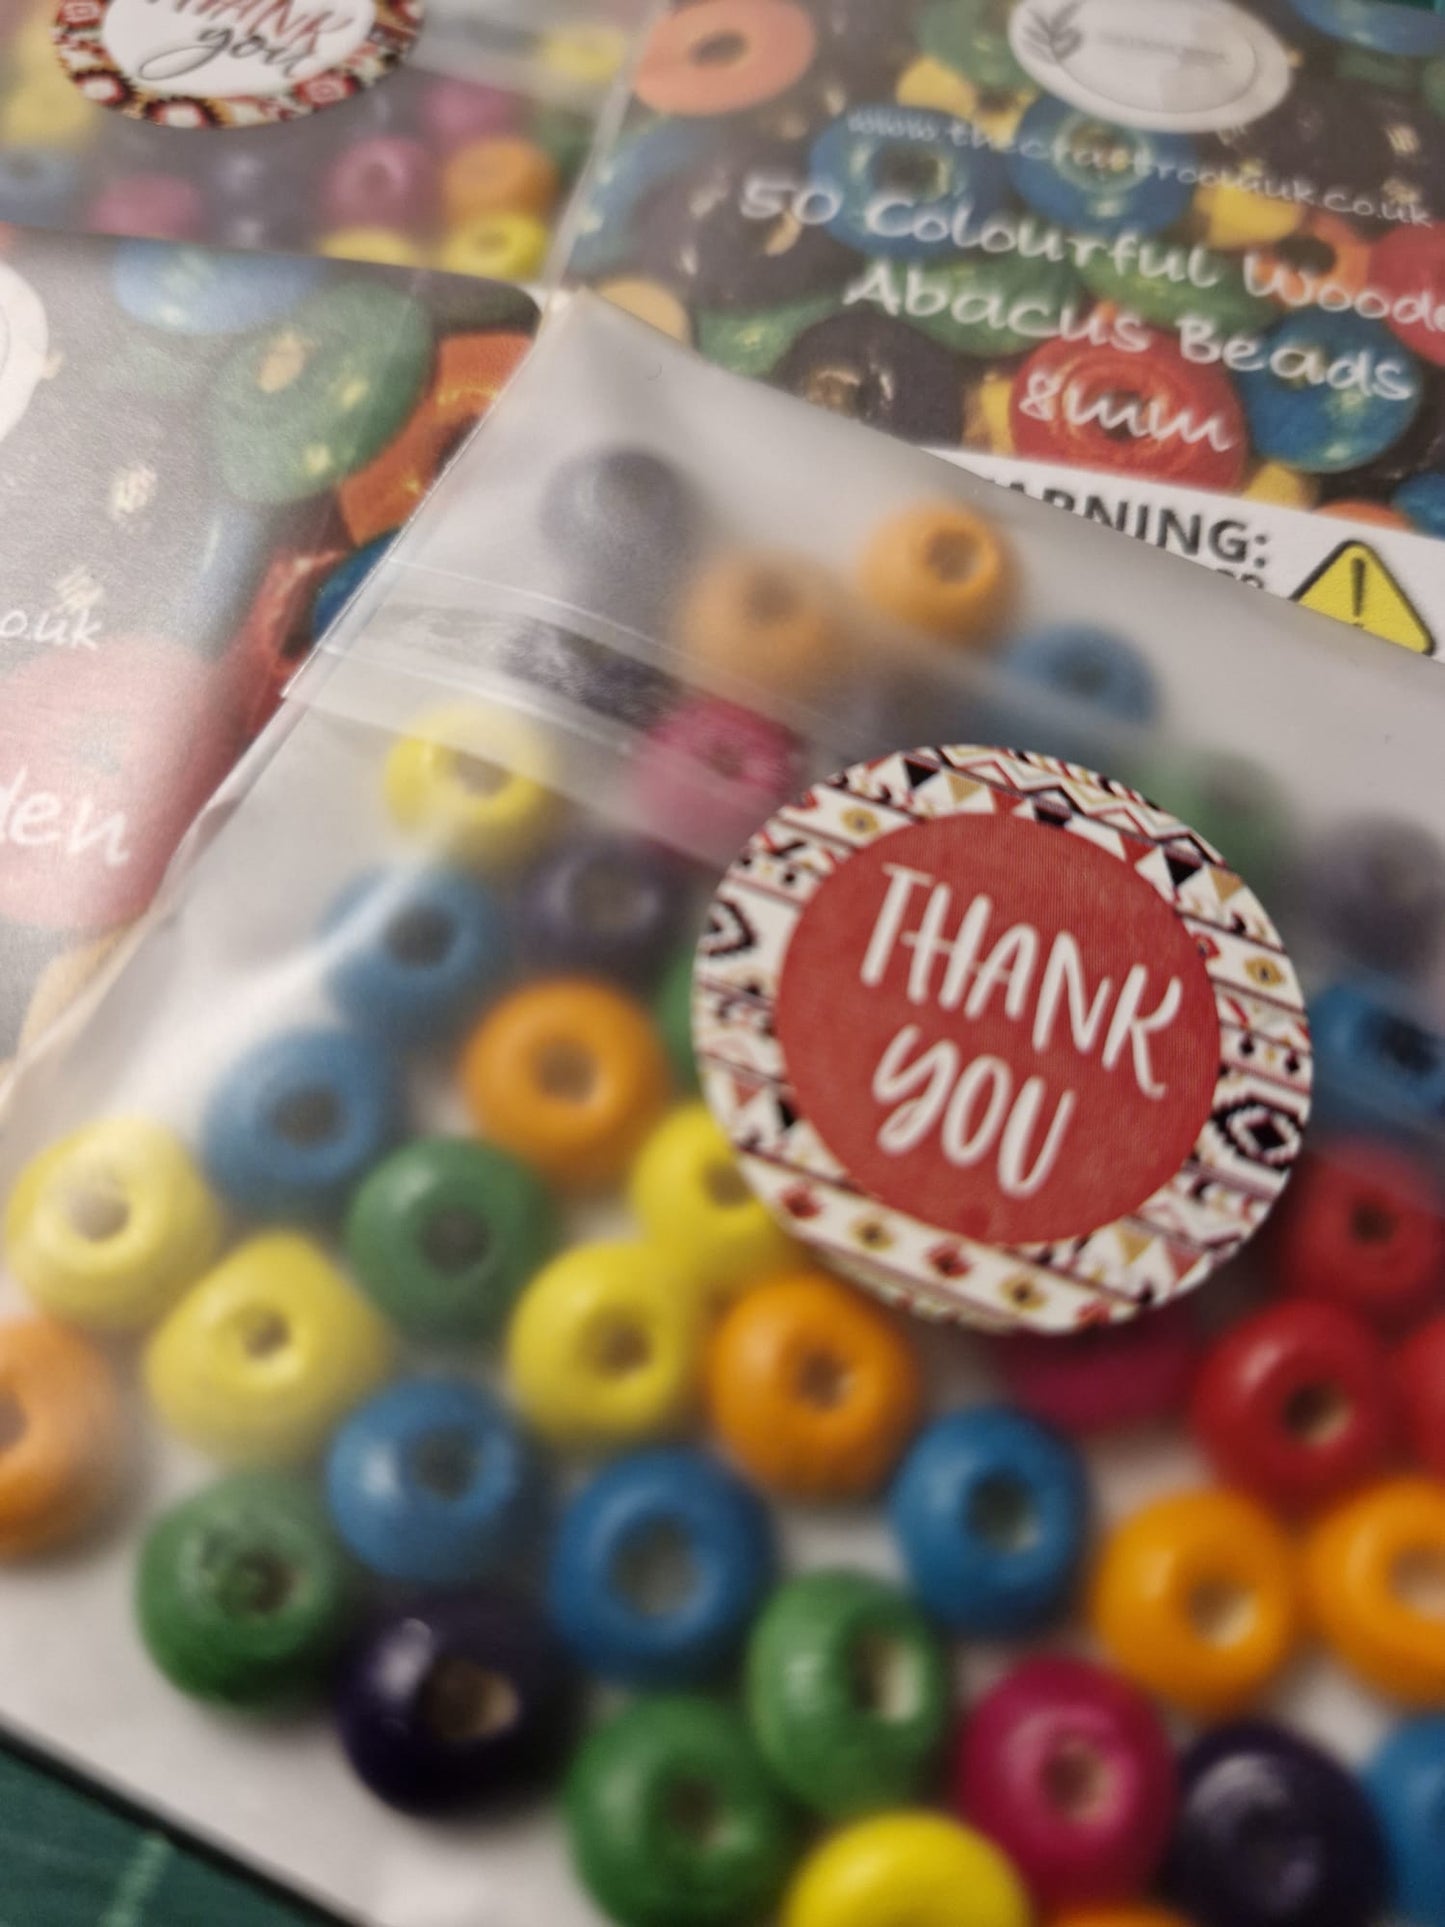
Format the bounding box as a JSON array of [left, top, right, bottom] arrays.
[[2, 295, 1445, 1925]]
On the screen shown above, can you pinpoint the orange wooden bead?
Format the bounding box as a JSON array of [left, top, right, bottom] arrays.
[[858, 501, 1011, 642], [460, 978, 670, 1189], [442, 138, 560, 222], [0, 1318, 124, 1558], [1250, 211, 1371, 307], [1317, 500, 1411, 528], [705, 1270, 922, 1500], [1304, 1476, 1445, 1705], [1050, 1911, 1193, 1927], [680, 551, 845, 697]]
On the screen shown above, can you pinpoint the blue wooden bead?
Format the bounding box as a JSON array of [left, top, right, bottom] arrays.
[[547, 1448, 774, 1687], [326, 1378, 546, 1586], [1366, 1716, 1445, 1927], [312, 536, 394, 639], [0, 149, 80, 226], [989, 625, 1160, 765], [324, 866, 508, 1044], [514, 835, 689, 992], [336, 1587, 577, 1812], [810, 107, 1010, 258], [1166, 1720, 1387, 1927], [1240, 312, 1423, 474], [568, 122, 709, 279], [1309, 980, 1445, 1145], [201, 1027, 402, 1218], [1008, 100, 1194, 235], [112, 241, 321, 334], [888, 1406, 1088, 1636], [1394, 473, 1445, 539], [1307, 818, 1445, 979], [1291, 0, 1445, 55]]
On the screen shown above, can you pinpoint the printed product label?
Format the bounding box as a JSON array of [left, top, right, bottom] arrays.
[[698, 746, 1312, 1331], [53, 0, 420, 125], [1009, 0, 1292, 132]]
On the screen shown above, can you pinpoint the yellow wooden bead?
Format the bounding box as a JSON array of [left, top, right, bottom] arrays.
[[12, 10, 69, 74], [1194, 182, 1303, 250], [6, 1119, 224, 1333], [506, 1241, 705, 1452], [318, 227, 426, 267], [0, 74, 93, 148], [973, 369, 1017, 456], [783, 1812, 1031, 1927], [597, 277, 693, 343], [1243, 462, 1318, 510], [540, 24, 627, 86], [1304, 1477, 1445, 1705], [383, 703, 559, 871], [143, 1234, 394, 1465], [896, 56, 1029, 143], [436, 212, 549, 282], [628, 1103, 795, 1307]]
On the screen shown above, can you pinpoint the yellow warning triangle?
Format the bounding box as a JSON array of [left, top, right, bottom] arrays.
[[1293, 541, 1433, 655]]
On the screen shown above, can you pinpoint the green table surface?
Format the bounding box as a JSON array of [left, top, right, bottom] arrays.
[[0, 1736, 338, 1927]]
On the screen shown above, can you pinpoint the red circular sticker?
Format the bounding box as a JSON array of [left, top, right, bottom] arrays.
[[697, 746, 1313, 1332], [52, 0, 419, 128]]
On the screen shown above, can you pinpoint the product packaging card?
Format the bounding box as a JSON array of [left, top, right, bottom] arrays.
[[0, 225, 534, 1063], [0, 0, 647, 281], [563, 0, 1445, 652]]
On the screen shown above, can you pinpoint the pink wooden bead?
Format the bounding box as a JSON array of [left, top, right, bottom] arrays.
[[322, 137, 439, 232], [630, 697, 803, 863], [421, 78, 524, 152], [87, 174, 204, 241], [953, 1654, 1177, 1908], [989, 1300, 1200, 1435]]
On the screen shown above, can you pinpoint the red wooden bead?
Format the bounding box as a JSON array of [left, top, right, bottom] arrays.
[[1396, 1313, 1445, 1481], [1274, 1139, 1444, 1331], [1190, 1299, 1394, 1512], [989, 1302, 1200, 1436], [87, 174, 204, 241]]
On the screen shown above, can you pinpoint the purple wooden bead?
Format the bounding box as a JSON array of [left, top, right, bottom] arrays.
[[336, 1589, 577, 1813], [514, 833, 691, 991], [421, 77, 523, 151], [88, 174, 204, 241], [1166, 1721, 1386, 1927], [322, 137, 439, 233]]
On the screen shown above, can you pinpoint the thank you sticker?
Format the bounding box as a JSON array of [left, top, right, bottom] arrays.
[[697, 746, 1312, 1331], [53, 0, 420, 126]]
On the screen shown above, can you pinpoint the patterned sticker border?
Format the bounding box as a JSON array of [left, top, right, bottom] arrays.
[[51, 0, 419, 129], [697, 745, 1313, 1332]]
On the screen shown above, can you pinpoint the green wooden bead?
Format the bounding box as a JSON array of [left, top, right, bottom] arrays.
[[344, 1137, 556, 1345], [1337, 47, 1418, 93], [1131, 751, 1295, 903], [745, 1570, 950, 1820], [566, 1696, 797, 1927], [912, 251, 1084, 357], [533, 103, 591, 179], [654, 950, 699, 1094], [1080, 244, 1273, 335], [918, 0, 1030, 90], [136, 1472, 353, 1708], [698, 295, 840, 379], [1427, 58, 1445, 119], [211, 282, 431, 503]]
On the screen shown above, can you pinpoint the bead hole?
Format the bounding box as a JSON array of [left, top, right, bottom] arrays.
[[1041, 1738, 1111, 1822], [1063, 656, 1108, 697], [874, 148, 945, 198], [410, 1428, 480, 1501], [534, 1038, 597, 1103], [0, 1392, 27, 1454], [612, 1521, 700, 1616], [61, 1178, 131, 1242], [692, 30, 746, 65], [210, 1545, 296, 1617], [702, 1160, 750, 1209], [1270, 235, 1338, 276], [1236, 1807, 1308, 1890], [420, 1206, 491, 1275], [385, 906, 457, 970], [1095, 390, 1147, 443], [1351, 1199, 1396, 1244], [1281, 1381, 1349, 1446], [447, 752, 509, 797], [966, 1473, 1039, 1553], [574, 861, 647, 935], [1187, 1578, 1254, 1645], [848, 1629, 918, 1721], [795, 1348, 850, 1410], [419, 1657, 520, 1745], [271, 1087, 341, 1147], [1369, 1014, 1438, 1079], [1392, 1547, 1445, 1620], [237, 1308, 291, 1361], [742, 570, 799, 626], [663, 1776, 726, 1849], [924, 527, 979, 584], [585, 1316, 652, 1377]]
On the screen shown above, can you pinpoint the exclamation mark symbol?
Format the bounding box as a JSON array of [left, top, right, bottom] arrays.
[[1351, 551, 1367, 628]]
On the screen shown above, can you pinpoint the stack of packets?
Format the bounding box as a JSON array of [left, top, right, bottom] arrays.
[[563, 0, 1445, 654], [0, 0, 649, 281], [0, 224, 535, 1063]]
